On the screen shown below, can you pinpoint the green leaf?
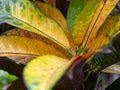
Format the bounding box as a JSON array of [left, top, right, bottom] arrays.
[[0, 0, 70, 49], [72, 0, 101, 46], [67, 0, 86, 33], [86, 33, 120, 73], [0, 36, 72, 64], [23, 55, 72, 90], [86, 50, 120, 72]]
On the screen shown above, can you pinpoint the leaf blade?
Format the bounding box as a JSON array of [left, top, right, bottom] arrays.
[[88, 13, 120, 52], [23, 55, 72, 90], [67, 0, 86, 33], [84, 0, 119, 51], [33, 1, 75, 53], [0, 0, 70, 49], [0, 36, 72, 64], [72, 0, 101, 50]]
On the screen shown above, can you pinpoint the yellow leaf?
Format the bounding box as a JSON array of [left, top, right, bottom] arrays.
[[0, 36, 72, 64], [24, 55, 72, 90], [72, 0, 101, 46], [0, 0, 70, 49], [33, 1, 75, 54]]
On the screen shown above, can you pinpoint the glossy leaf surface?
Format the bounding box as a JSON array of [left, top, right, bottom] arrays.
[[0, 0, 70, 49], [0, 36, 71, 64], [88, 12, 120, 52], [85, 0, 119, 51], [72, 0, 101, 46], [71, 0, 118, 54], [86, 33, 120, 73], [33, 1, 75, 52], [87, 50, 120, 72], [33, 1, 67, 36], [24, 55, 71, 90], [67, 0, 86, 33]]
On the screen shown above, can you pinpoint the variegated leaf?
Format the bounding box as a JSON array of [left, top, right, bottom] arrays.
[[72, 0, 101, 47], [33, 1, 75, 52], [67, 0, 86, 33], [84, 0, 119, 51], [0, 36, 72, 64], [88, 12, 120, 52], [24, 55, 72, 90], [0, 0, 70, 50]]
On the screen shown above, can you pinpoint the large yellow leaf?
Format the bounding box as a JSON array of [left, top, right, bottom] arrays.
[[23, 55, 72, 90], [33, 1, 75, 52], [0, 0, 70, 49], [0, 36, 72, 64], [33, 1, 67, 36]]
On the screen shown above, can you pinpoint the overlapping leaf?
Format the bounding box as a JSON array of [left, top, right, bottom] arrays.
[[33, 1, 67, 35], [70, 0, 119, 54], [33, 1, 75, 52], [72, 0, 101, 46], [0, 35, 71, 64], [87, 12, 120, 52], [0, 0, 70, 50], [23, 55, 72, 90], [86, 49, 120, 72], [86, 30, 120, 73], [67, 0, 86, 33], [84, 0, 119, 51]]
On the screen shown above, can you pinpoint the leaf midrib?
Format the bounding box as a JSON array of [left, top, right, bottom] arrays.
[[0, 11, 68, 49]]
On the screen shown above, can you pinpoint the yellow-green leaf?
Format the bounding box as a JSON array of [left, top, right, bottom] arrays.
[[33, 1, 75, 52], [23, 55, 72, 90], [33, 1, 67, 36], [84, 0, 119, 50], [0, 0, 70, 49], [0, 36, 72, 64], [72, 0, 101, 46], [88, 13, 120, 52], [67, 0, 86, 33], [72, 0, 119, 54]]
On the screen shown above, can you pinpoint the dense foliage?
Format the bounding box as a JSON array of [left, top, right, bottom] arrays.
[[0, 0, 120, 90]]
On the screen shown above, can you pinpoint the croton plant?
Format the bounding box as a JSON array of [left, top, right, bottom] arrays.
[[0, 0, 120, 90]]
